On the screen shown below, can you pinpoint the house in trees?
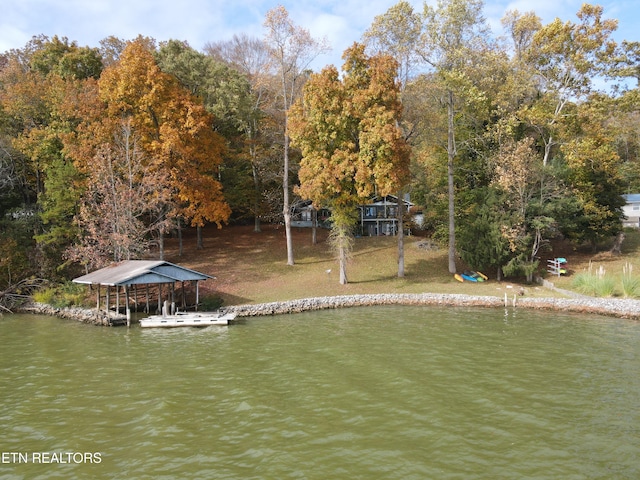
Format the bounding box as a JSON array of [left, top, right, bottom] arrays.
[[358, 195, 414, 236], [291, 195, 416, 235], [622, 194, 640, 228], [290, 200, 332, 228]]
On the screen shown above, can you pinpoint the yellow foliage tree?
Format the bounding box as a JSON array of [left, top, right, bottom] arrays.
[[97, 39, 230, 250], [289, 44, 410, 284]]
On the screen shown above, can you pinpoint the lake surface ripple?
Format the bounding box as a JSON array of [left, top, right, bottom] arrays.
[[1, 306, 639, 479]]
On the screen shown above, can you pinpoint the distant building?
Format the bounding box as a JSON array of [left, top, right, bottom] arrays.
[[290, 200, 332, 228], [291, 195, 416, 236], [622, 194, 640, 228], [358, 195, 414, 236]]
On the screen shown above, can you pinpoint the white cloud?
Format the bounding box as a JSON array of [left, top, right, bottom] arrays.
[[1, 0, 637, 66]]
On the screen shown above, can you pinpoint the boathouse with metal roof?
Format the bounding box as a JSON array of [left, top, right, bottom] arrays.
[[73, 260, 214, 325]]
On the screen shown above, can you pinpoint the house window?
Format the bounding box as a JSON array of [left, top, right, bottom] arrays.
[[633, 204, 640, 211], [364, 207, 376, 218]]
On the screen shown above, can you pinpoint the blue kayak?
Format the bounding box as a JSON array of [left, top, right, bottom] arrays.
[[463, 270, 486, 282]]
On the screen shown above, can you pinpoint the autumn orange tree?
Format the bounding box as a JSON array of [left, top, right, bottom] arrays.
[[289, 44, 410, 284], [156, 39, 266, 247], [94, 38, 230, 258]]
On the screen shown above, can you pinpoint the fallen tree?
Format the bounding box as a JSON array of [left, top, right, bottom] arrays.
[[0, 278, 46, 314]]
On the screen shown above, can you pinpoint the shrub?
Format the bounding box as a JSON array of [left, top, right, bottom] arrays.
[[572, 271, 594, 294], [33, 281, 89, 308], [571, 264, 617, 297], [593, 277, 617, 297], [33, 287, 57, 306], [200, 295, 224, 311]]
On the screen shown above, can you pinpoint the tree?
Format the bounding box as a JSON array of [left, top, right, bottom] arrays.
[[420, 0, 491, 274], [493, 4, 624, 259], [263, 5, 329, 266], [524, 4, 618, 166], [490, 138, 555, 282], [97, 39, 231, 256], [206, 34, 279, 233], [363, 0, 422, 278], [561, 96, 625, 248], [607, 40, 640, 193], [0, 36, 103, 276], [98, 36, 127, 68], [29, 35, 103, 80], [155, 40, 255, 245], [456, 187, 511, 280], [501, 10, 542, 62], [67, 120, 172, 269], [289, 44, 410, 284], [363, 1, 423, 88], [0, 136, 34, 289]]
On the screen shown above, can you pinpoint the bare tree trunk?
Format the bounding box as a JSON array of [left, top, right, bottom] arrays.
[[330, 223, 352, 285], [283, 132, 294, 265], [339, 244, 348, 285], [197, 225, 203, 250], [251, 152, 261, 233], [158, 232, 164, 260], [397, 190, 405, 278], [542, 137, 552, 167], [610, 232, 625, 255], [311, 207, 317, 245], [447, 89, 457, 274]]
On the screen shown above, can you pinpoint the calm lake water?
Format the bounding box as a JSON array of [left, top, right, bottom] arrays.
[[1, 306, 640, 479]]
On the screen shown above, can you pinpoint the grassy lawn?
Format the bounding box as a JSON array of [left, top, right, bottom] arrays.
[[161, 224, 610, 306]]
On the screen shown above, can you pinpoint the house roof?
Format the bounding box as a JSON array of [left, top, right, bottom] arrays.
[[72, 260, 214, 287], [623, 194, 640, 204], [364, 195, 414, 206]]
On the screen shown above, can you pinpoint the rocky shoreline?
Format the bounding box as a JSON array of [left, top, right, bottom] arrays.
[[15, 302, 128, 326], [13, 293, 640, 324], [223, 293, 640, 320]]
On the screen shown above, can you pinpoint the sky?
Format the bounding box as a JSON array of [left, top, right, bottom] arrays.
[[0, 0, 638, 71]]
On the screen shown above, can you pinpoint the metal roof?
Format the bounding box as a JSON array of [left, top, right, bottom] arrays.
[[623, 194, 640, 204], [72, 260, 214, 287], [364, 195, 414, 207]]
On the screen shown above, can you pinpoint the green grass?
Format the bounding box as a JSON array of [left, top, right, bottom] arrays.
[[59, 225, 638, 308], [162, 225, 559, 306]]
